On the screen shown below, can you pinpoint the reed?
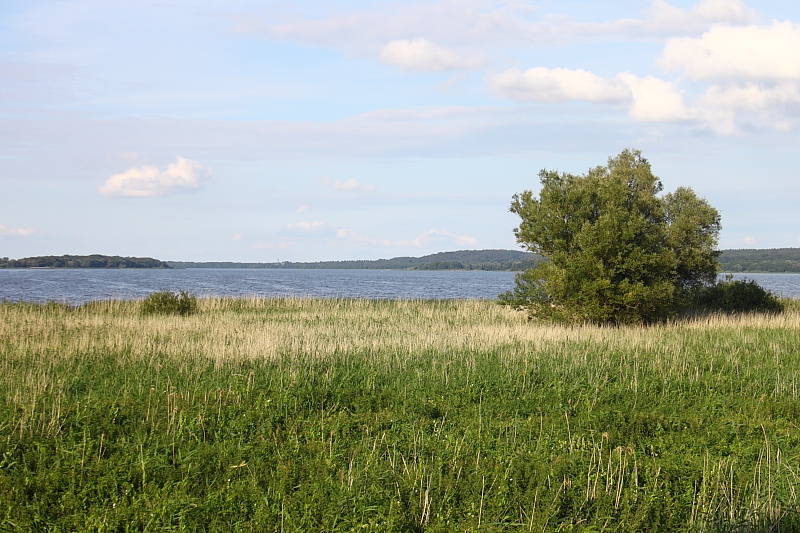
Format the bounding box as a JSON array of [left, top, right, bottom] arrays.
[[1, 297, 799, 531]]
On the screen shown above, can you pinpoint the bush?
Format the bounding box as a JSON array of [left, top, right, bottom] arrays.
[[140, 290, 198, 316], [691, 276, 783, 314]]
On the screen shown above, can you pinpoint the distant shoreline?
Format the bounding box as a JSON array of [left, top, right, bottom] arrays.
[[3, 248, 800, 273]]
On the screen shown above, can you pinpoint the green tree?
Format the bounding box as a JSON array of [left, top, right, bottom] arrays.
[[500, 149, 721, 324]]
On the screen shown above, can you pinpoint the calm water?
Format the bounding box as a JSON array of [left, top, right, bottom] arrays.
[[0, 269, 798, 304]]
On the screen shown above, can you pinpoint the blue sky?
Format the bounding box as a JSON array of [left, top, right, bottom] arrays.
[[1, 0, 799, 262]]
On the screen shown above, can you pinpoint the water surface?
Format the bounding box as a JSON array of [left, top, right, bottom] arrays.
[[1, 269, 798, 304]]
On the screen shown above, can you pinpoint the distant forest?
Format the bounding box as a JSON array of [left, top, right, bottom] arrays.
[[3, 248, 799, 272], [167, 250, 544, 272], [718, 248, 800, 273], [0, 255, 170, 269]]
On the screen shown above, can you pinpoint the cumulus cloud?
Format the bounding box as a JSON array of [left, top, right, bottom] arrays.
[[701, 82, 800, 111], [660, 21, 800, 82], [232, 233, 242, 241], [488, 67, 631, 103], [617, 73, 690, 122], [297, 205, 309, 212], [654, 20, 800, 132], [380, 38, 486, 71], [490, 67, 691, 122], [0, 225, 36, 238], [99, 156, 212, 197], [691, 0, 758, 23]]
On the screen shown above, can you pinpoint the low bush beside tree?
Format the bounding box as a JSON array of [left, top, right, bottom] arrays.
[[691, 275, 783, 314]]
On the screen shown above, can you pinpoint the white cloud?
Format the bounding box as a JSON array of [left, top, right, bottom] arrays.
[[380, 38, 485, 72], [742, 236, 757, 245], [488, 67, 631, 103], [297, 205, 309, 212], [490, 67, 690, 123], [617, 73, 690, 122], [691, 0, 758, 24], [334, 178, 375, 191], [99, 156, 212, 197], [0, 225, 36, 238], [701, 82, 800, 112], [232, 233, 242, 241], [660, 21, 800, 82]]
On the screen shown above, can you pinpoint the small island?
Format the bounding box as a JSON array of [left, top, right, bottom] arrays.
[[0, 254, 171, 269]]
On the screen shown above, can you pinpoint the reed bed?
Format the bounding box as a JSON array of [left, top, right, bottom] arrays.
[[1, 297, 800, 531]]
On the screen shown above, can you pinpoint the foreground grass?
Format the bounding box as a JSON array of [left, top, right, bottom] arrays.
[[2, 298, 800, 532]]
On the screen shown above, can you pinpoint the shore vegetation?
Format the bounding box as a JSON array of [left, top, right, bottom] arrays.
[[2, 296, 800, 531]]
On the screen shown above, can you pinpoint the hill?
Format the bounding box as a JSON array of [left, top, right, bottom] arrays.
[[4, 248, 798, 272], [718, 248, 800, 273], [167, 249, 543, 271]]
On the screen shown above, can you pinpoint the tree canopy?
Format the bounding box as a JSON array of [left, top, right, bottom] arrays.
[[500, 149, 721, 324]]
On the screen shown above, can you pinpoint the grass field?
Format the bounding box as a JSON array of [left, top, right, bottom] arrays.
[[2, 297, 800, 532]]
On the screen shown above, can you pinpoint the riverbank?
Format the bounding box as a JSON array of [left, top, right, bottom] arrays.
[[2, 297, 800, 530]]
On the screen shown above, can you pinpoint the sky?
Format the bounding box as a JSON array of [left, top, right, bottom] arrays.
[[1, 0, 799, 262]]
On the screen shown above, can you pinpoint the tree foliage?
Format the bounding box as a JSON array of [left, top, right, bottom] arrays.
[[500, 149, 722, 324], [0, 254, 169, 269], [692, 275, 783, 313]]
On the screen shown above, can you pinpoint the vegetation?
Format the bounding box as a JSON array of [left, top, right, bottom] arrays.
[[0, 254, 170, 269], [502, 149, 721, 325], [719, 248, 800, 273], [140, 290, 198, 316], [691, 276, 784, 314], [5, 248, 798, 273], [2, 297, 800, 531], [168, 250, 543, 271]]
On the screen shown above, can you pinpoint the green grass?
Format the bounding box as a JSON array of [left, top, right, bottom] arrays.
[[2, 297, 800, 531]]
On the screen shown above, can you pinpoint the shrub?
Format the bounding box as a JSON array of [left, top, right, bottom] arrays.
[[691, 276, 783, 314], [140, 290, 198, 316]]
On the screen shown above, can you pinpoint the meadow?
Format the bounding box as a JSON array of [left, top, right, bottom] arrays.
[[2, 297, 800, 532]]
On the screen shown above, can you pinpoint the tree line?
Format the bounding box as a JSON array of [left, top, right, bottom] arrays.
[[0, 255, 170, 269], [718, 248, 800, 273]]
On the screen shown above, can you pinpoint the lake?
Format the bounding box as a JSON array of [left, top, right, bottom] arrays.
[[1, 269, 798, 304]]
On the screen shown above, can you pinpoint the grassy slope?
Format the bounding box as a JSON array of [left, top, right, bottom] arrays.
[[2, 299, 800, 531]]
